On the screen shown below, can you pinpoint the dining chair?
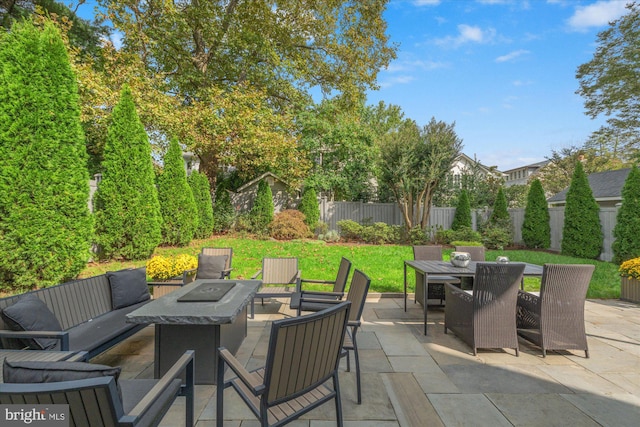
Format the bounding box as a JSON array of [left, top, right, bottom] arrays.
[[517, 264, 595, 357], [412, 245, 460, 306], [200, 247, 233, 278], [251, 257, 301, 318], [290, 257, 352, 315], [454, 245, 486, 288]]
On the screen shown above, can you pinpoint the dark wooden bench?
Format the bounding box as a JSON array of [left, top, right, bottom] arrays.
[[0, 268, 155, 360]]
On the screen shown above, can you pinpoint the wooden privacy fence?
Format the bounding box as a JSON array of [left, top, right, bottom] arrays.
[[320, 199, 619, 262]]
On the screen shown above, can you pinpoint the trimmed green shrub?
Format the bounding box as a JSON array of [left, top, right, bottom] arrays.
[[522, 179, 550, 249], [481, 227, 511, 250], [489, 187, 511, 229], [612, 166, 640, 263], [269, 210, 312, 240], [451, 190, 472, 230], [213, 187, 235, 233], [435, 226, 481, 245], [94, 85, 162, 260], [562, 162, 603, 259], [188, 171, 214, 239], [250, 180, 274, 234], [157, 137, 198, 246], [319, 229, 340, 243], [298, 187, 320, 230], [0, 20, 93, 290], [337, 220, 363, 241]]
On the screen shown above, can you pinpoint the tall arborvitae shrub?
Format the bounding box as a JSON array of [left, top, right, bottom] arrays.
[[612, 166, 640, 263], [250, 180, 274, 233], [0, 20, 92, 290], [157, 137, 198, 246], [94, 85, 162, 259], [188, 170, 214, 239], [213, 186, 235, 233], [489, 187, 511, 228], [451, 190, 472, 230], [522, 179, 551, 249], [298, 187, 320, 230], [562, 162, 603, 259]]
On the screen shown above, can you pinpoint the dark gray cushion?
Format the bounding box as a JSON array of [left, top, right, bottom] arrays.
[[197, 254, 228, 279], [107, 268, 151, 309], [3, 360, 121, 384], [0, 294, 62, 350]]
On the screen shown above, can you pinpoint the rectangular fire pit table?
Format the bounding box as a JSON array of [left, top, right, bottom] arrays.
[[126, 279, 261, 385]]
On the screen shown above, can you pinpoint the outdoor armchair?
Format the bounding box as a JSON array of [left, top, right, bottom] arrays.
[[290, 257, 352, 315], [454, 245, 486, 261], [412, 245, 460, 306], [517, 264, 595, 358], [216, 301, 351, 427], [251, 257, 301, 318], [444, 263, 525, 356]]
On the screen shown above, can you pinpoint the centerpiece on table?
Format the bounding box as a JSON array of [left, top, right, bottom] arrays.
[[146, 254, 198, 282], [619, 257, 640, 303]]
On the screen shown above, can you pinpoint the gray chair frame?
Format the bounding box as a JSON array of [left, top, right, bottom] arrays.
[[444, 263, 525, 356], [517, 264, 595, 358], [181, 247, 234, 286], [454, 245, 485, 261], [412, 245, 460, 305], [217, 301, 351, 427], [251, 258, 301, 318], [299, 269, 371, 404], [0, 350, 195, 427], [290, 257, 352, 314]]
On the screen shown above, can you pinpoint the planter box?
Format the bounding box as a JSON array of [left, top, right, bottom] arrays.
[[621, 277, 640, 303]]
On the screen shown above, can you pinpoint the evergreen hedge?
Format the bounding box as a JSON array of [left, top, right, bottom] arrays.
[[213, 186, 235, 233], [94, 85, 162, 260], [612, 166, 640, 264], [561, 162, 603, 259], [188, 171, 214, 239], [157, 137, 198, 246], [0, 20, 93, 290], [298, 187, 320, 230], [489, 187, 511, 228], [250, 180, 274, 233], [522, 179, 550, 249], [451, 190, 472, 230]]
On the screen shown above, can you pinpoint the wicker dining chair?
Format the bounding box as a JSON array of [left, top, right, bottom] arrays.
[[517, 264, 595, 358], [412, 245, 460, 306], [216, 301, 351, 427], [454, 245, 486, 261], [290, 257, 352, 315], [251, 257, 301, 318], [444, 262, 525, 356]]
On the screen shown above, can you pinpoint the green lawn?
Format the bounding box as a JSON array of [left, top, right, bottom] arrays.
[[81, 236, 621, 299]]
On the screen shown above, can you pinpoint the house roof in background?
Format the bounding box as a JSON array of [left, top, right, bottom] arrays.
[[234, 172, 289, 193], [547, 168, 631, 203], [502, 160, 550, 174]]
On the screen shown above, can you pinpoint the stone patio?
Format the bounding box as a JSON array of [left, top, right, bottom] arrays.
[[93, 295, 640, 426]]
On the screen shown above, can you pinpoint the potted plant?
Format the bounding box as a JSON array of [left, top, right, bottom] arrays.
[[619, 257, 640, 303], [146, 254, 198, 281]]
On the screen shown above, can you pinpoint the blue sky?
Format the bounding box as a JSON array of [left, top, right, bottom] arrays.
[[67, 0, 632, 171]]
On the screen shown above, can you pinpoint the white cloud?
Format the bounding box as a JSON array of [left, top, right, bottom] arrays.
[[512, 79, 534, 86], [435, 24, 497, 47], [379, 75, 416, 89], [567, 0, 631, 31], [413, 0, 441, 5], [495, 49, 530, 62]]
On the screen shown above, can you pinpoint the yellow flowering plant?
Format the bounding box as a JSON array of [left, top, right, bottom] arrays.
[[146, 254, 198, 280], [619, 257, 640, 279]]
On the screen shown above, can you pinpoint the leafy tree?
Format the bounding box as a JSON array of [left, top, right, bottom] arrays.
[[378, 117, 462, 231], [188, 170, 214, 240], [213, 186, 235, 233], [522, 179, 551, 249], [612, 166, 640, 263], [0, 19, 92, 290], [561, 162, 603, 259], [298, 187, 320, 230], [489, 187, 510, 229], [157, 137, 198, 246], [250, 180, 275, 234], [451, 190, 472, 231], [94, 85, 162, 259], [576, 2, 640, 157]]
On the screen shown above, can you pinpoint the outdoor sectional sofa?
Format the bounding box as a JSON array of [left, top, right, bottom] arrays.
[[0, 268, 154, 360]]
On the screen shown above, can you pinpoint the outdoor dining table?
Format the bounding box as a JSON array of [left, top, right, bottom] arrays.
[[403, 260, 544, 335]]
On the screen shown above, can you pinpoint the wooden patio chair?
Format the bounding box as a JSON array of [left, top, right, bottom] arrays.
[[299, 269, 371, 403], [0, 350, 195, 427], [289, 257, 352, 315], [216, 301, 351, 427], [444, 263, 525, 356], [412, 245, 460, 306], [201, 247, 233, 278], [251, 257, 301, 318], [517, 264, 595, 358]]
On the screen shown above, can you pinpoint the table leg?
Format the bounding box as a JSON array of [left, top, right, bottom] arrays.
[[424, 273, 428, 335], [404, 262, 408, 312]]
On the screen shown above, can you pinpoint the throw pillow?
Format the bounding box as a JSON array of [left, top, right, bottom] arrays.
[[3, 360, 121, 384], [197, 254, 228, 280], [0, 294, 62, 350], [107, 268, 151, 310]]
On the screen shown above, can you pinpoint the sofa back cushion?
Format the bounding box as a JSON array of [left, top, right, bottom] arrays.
[[107, 268, 151, 309], [0, 294, 62, 349]]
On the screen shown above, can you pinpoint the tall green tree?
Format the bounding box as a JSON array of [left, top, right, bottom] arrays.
[[522, 179, 551, 249], [561, 162, 603, 259], [0, 19, 92, 290], [213, 186, 235, 233], [250, 180, 275, 234], [488, 187, 510, 229], [157, 137, 198, 246], [576, 2, 640, 159], [378, 117, 462, 231], [188, 170, 215, 240], [94, 85, 162, 259], [298, 187, 320, 230], [612, 166, 640, 263], [451, 190, 472, 231]]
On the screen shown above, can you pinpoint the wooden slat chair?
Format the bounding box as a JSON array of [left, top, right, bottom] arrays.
[[289, 257, 352, 315], [299, 269, 371, 404], [444, 263, 525, 356], [251, 258, 301, 318], [201, 247, 233, 279], [412, 245, 460, 306], [517, 264, 595, 358], [216, 301, 351, 427], [0, 350, 195, 427]]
